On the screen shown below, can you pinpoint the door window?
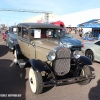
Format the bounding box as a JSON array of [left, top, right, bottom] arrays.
[[95, 41, 100, 46], [22, 27, 29, 40]]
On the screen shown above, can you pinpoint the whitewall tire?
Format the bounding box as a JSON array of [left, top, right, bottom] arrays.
[[29, 68, 43, 94], [14, 50, 18, 64]]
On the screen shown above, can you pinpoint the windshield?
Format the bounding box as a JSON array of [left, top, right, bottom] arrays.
[[30, 28, 73, 40], [61, 32, 73, 38], [29, 28, 61, 40]]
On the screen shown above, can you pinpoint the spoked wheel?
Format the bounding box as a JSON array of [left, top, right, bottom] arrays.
[[78, 65, 92, 85], [85, 50, 94, 62], [14, 50, 18, 64], [29, 68, 43, 94]]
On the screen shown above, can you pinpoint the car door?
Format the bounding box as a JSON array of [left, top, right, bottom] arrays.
[[94, 41, 100, 61], [20, 28, 35, 59], [18, 27, 30, 58], [28, 41, 35, 59]]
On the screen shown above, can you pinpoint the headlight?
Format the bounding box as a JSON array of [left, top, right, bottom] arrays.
[[73, 50, 80, 59], [47, 50, 56, 61]]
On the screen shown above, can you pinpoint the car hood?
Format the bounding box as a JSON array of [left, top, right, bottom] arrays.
[[83, 42, 93, 47], [34, 39, 60, 50], [9, 33, 18, 39], [61, 37, 82, 46]]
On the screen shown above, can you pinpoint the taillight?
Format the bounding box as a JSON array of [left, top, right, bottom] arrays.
[[81, 43, 84, 48]]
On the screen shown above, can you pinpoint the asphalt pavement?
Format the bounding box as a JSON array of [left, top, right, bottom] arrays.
[[0, 31, 100, 100]]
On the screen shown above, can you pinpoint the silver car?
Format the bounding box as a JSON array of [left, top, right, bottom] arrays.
[[81, 40, 100, 62]]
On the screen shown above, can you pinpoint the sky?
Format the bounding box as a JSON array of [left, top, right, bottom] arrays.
[[0, 0, 100, 26]]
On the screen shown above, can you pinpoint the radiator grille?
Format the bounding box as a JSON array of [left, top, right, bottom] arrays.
[[53, 47, 71, 76]]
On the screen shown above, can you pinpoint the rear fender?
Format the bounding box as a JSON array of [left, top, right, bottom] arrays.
[[24, 59, 51, 73], [13, 44, 23, 59], [78, 56, 92, 65]]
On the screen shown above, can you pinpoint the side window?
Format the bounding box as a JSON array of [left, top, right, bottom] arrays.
[[41, 29, 46, 38], [13, 27, 17, 33], [22, 27, 29, 39], [30, 29, 34, 40], [94, 41, 100, 46], [18, 27, 22, 36]]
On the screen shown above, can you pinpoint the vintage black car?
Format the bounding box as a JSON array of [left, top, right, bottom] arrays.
[[6, 25, 18, 50], [13, 23, 95, 94]]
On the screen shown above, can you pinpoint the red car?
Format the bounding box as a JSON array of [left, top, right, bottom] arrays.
[[2, 30, 9, 41]]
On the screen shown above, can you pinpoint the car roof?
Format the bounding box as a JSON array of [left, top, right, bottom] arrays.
[[17, 23, 62, 29], [9, 25, 17, 28]]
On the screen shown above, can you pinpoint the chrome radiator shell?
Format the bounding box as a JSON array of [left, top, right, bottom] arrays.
[[53, 47, 71, 76]]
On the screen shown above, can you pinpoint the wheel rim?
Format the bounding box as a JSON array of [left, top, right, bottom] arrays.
[[29, 68, 37, 93], [14, 50, 17, 63], [80, 69, 85, 76], [86, 51, 93, 61]]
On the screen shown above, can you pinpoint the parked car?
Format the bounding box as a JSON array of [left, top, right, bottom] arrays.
[[2, 30, 9, 41], [82, 40, 100, 62], [51, 21, 83, 51], [6, 25, 18, 50], [13, 23, 94, 94], [60, 32, 83, 51]]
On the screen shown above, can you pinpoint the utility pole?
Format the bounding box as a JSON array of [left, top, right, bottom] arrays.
[[44, 13, 49, 23]]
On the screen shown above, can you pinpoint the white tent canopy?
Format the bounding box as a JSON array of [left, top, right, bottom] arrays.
[[49, 8, 100, 27]]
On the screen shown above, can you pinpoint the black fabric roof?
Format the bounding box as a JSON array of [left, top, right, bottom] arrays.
[[17, 23, 62, 29]]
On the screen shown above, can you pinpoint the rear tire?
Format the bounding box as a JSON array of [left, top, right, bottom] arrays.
[[78, 65, 91, 85], [29, 68, 43, 94], [14, 50, 18, 64]]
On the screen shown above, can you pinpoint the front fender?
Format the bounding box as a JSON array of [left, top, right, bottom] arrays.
[[24, 59, 50, 72], [78, 56, 92, 65]]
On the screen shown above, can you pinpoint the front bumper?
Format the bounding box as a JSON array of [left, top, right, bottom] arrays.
[[43, 73, 95, 87]]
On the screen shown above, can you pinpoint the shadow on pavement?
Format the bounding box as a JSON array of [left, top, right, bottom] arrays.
[[43, 86, 54, 94], [88, 80, 100, 100], [0, 59, 27, 100], [0, 45, 8, 57]]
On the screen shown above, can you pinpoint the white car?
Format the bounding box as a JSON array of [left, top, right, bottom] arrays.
[[82, 40, 100, 62]]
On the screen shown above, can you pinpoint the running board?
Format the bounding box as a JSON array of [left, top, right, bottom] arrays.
[[17, 59, 26, 68], [43, 73, 95, 87]]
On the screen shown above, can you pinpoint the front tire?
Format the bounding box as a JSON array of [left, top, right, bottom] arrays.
[[78, 65, 92, 85], [29, 68, 43, 94], [85, 50, 94, 62]]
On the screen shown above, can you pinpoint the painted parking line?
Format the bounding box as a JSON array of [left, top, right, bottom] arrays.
[[10, 62, 14, 67], [0, 41, 4, 44]]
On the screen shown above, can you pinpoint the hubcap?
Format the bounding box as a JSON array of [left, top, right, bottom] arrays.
[[30, 77, 33, 84], [87, 51, 93, 60], [81, 69, 85, 76]]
